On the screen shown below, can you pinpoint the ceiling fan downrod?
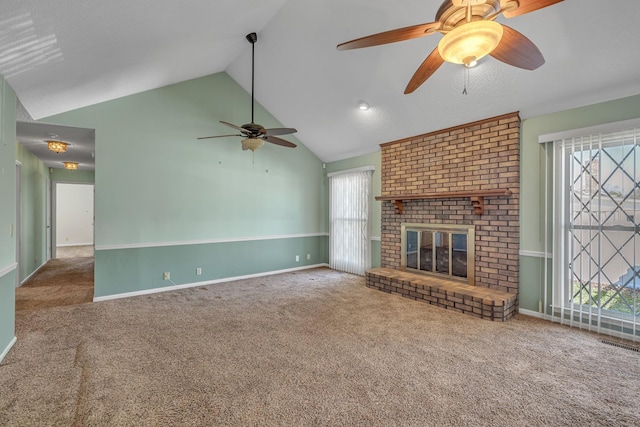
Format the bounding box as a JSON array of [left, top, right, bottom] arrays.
[[196, 31, 297, 149], [246, 32, 257, 124]]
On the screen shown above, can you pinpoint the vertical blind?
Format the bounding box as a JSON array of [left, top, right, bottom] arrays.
[[329, 167, 373, 275], [546, 124, 640, 340]]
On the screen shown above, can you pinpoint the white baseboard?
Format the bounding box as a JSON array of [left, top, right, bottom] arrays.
[[0, 336, 17, 364], [519, 250, 552, 259], [94, 263, 331, 302], [19, 261, 48, 286], [518, 308, 550, 319], [57, 243, 93, 248]]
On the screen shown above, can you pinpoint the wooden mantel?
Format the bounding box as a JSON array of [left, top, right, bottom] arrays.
[[375, 189, 512, 215]]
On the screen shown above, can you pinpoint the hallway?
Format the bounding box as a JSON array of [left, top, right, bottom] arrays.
[[16, 255, 94, 311], [56, 245, 93, 258]]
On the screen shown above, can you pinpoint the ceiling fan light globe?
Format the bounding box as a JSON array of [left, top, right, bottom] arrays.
[[241, 137, 264, 152], [438, 20, 503, 65]]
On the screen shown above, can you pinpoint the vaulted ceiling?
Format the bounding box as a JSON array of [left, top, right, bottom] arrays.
[[6, 0, 640, 164]]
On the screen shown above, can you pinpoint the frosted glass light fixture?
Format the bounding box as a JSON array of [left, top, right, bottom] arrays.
[[241, 138, 264, 152], [438, 20, 503, 67], [63, 161, 78, 170], [47, 140, 68, 153]]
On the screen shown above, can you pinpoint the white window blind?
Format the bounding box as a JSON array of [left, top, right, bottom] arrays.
[[546, 125, 640, 340], [329, 167, 373, 275]]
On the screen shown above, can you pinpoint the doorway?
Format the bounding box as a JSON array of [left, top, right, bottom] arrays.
[[53, 182, 94, 259], [16, 181, 95, 311]]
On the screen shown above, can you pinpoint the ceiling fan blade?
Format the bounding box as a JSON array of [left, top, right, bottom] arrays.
[[502, 0, 563, 18], [197, 134, 243, 140], [220, 121, 248, 133], [490, 25, 544, 70], [263, 127, 297, 136], [404, 48, 444, 94], [263, 135, 297, 148], [337, 21, 440, 50]]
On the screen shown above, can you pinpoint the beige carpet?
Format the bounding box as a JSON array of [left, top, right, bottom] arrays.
[[2, 268, 639, 426], [15, 257, 94, 312], [56, 246, 94, 258]]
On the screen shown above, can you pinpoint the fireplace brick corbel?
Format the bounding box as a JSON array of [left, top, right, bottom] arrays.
[[470, 196, 483, 215]]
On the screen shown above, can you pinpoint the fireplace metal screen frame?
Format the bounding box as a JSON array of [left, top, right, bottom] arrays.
[[400, 223, 475, 285]]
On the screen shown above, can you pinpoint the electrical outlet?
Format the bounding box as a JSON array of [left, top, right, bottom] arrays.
[[306, 254, 310, 260], [196, 267, 202, 276], [295, 255, 299, 262], [163, 272, 170, 280]]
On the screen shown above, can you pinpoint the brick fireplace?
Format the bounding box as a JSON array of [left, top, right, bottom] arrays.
[[366, 112, 520, 320]]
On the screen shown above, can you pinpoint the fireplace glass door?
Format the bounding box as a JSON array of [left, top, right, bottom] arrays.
[[401, 224, 475, 285], [420, 231, 434, 272]]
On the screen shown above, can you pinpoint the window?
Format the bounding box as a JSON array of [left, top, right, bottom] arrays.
[[548, 122, 639, 338], [328, 167, 373, 275]]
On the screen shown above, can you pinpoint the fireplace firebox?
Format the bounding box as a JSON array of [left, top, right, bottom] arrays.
[[401, 223, 475, 285]]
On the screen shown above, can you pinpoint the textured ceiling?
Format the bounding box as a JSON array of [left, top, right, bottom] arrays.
[[7, 0, 640, 165]]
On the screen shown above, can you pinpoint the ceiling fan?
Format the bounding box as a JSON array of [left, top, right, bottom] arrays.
[[337, 0, 563, 94], [198, 32, 297, 152]]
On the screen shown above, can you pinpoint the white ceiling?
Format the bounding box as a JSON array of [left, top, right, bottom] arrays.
[[6, 0, 640, 164]]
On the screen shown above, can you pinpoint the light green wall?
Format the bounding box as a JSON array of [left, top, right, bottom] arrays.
[[15, 144, 47, 282], [43, 72, 327, 297], [0, 76, 17, 357], [95, 236, 325, 298], [0, 271, 15, 357], [325, 151, 382, 268], [51, 168, 95, 183], [519, 93, 640, 312], [45, 72, 324, 245]]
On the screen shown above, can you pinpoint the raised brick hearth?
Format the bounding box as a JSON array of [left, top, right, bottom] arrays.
[[366, 268, 517, 321], [367, 112, 520, 320]]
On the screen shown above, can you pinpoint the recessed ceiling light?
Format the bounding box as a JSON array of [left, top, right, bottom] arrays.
[[357, 100, 370, 110]]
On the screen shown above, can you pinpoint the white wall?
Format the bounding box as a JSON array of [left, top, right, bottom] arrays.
[[56, 183, 94, 246]]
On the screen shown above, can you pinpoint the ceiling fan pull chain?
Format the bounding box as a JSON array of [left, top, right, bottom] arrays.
[[462, 67, 469, 95]]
